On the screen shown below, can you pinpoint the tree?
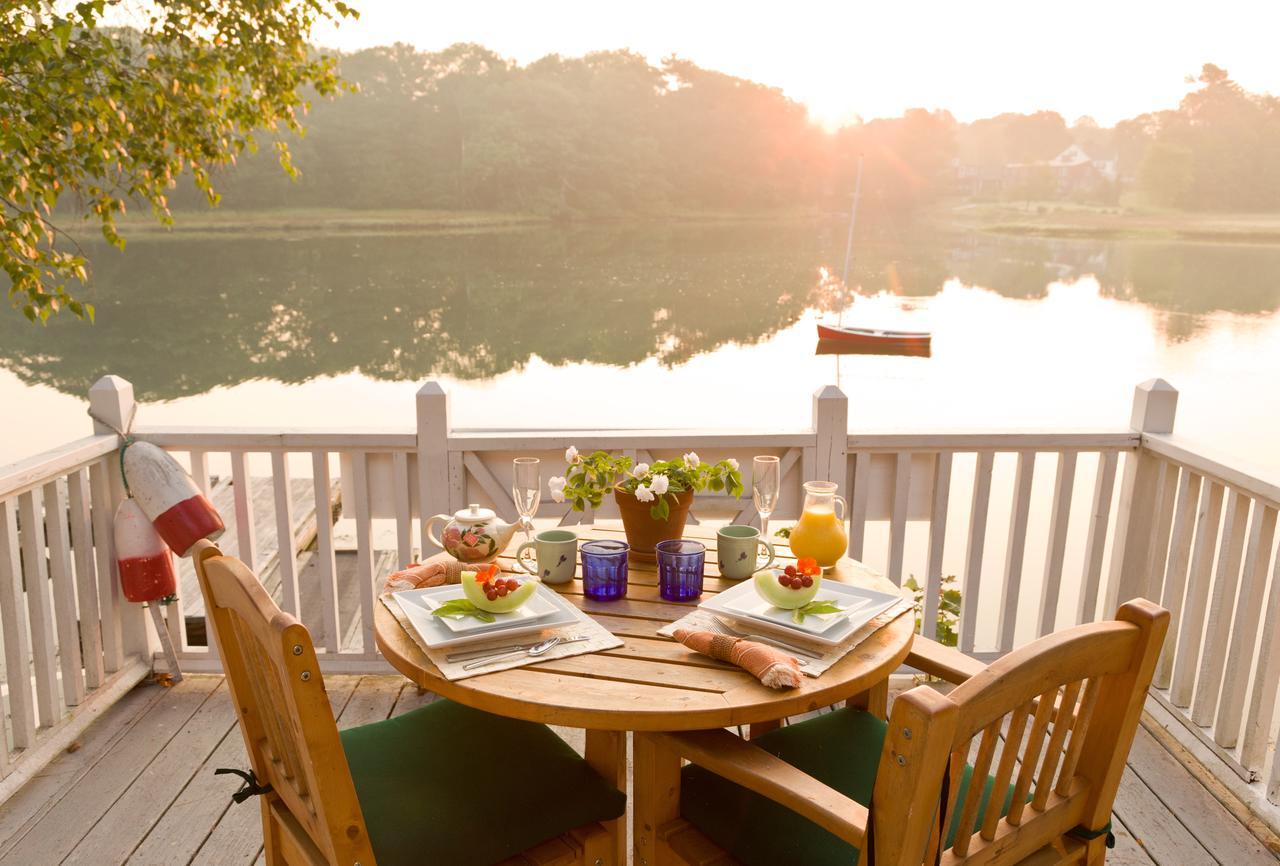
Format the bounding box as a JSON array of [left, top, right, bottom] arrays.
[[0, 0, 357, 322]]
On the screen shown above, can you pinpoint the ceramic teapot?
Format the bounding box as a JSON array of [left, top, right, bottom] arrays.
[[425, 503, 521, 563]]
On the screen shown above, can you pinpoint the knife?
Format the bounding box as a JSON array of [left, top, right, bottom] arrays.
[[446, 633, 590, 663]]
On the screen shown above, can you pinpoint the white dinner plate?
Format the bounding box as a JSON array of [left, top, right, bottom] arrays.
[[392, 583, 579, 649], [428, 588, 556, 634], [699, 579, 904, 647], [723, 587, 870, 635]]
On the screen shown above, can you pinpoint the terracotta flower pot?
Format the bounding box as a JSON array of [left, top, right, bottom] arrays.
[[614, 486, 694, 562]]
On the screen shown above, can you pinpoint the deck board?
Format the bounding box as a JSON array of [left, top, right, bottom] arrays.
[[0, 675, 1269, 865]]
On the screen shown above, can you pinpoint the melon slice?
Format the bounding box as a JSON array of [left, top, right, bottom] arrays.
[[753, 569, 821, 609], [461, 569, 539, 613]]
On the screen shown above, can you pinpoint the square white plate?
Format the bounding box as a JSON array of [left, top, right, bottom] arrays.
[[699, 579, 904, 647], [723, 587, 870, 635], [392, 583, 580, 649], [428, 589, 556, 634]]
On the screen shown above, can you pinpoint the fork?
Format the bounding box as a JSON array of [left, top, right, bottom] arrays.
[[706, 617, 823, 661]]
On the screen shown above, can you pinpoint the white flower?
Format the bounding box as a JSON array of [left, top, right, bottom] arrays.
[[727, 458, 739, 471], [634, 462, 650, 477], [650, 473, 670, 495], [634, 483, 655, 503], [548, 476, 567, 502], [565, 446, 579, 463], [683, 451, 700, 469]]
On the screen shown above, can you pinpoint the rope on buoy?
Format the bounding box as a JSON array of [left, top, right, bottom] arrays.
[[88, 404, 139, 496]]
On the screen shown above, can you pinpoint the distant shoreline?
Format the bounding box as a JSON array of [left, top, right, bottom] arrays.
[[935, 201, 1280, 244], [66, 202, 1280, 244], [67, 206, 830, 240]]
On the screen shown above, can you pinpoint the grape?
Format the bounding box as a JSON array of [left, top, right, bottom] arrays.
[[800, 575, 813, 588], [784, 565, 797, 576]]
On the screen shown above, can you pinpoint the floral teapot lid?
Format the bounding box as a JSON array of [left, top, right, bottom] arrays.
[[453, 503, 496, 524]]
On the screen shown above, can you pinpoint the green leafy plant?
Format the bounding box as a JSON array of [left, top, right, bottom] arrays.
[[549, 447, 742, 521], [431, 598, 495, 623], [774, 527, 792, 539], [903, 574, 962, 647], [1, 0, 357, 321]]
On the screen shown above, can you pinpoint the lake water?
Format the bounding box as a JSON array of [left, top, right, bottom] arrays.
[[3, 220, 1279, 475]]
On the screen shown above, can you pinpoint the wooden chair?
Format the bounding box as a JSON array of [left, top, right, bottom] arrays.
[[191, 541, 625, 866], [635, 598, 1168, 866]]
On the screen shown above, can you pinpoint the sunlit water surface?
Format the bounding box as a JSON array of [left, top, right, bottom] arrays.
[[4, 222, 1277, 473]]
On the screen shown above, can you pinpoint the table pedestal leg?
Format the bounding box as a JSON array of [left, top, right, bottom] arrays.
[[847, 678, 889, 718], [748, 719, 782, 739], [585, 729, 627, 866], [633, 732, 681, 866]]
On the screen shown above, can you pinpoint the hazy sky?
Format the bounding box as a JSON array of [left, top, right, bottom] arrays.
[[312, 0, 1280, 127]]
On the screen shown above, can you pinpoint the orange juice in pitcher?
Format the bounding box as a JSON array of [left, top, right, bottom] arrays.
[[787, 481, 848, 569]]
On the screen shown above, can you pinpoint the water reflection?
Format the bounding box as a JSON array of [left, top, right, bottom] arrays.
[[1, 222, 1277, 402]]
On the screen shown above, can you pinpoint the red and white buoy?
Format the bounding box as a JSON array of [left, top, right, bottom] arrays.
[[122, 441, 224, 556], [114, 498, 183, 683], [114, 498, 177, 603]]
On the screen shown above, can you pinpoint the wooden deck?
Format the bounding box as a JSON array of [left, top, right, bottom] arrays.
[[0, 675, 1273, 865]]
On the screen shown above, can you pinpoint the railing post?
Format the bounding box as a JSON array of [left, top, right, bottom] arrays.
[[807, 385, 848, 491], [88, 376, 156, 663], [417, 381, 451, 555], [1104, 379, 1178, 615]]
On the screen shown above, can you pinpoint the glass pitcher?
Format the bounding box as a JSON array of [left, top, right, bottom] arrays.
[[788, 480, 849, 570]]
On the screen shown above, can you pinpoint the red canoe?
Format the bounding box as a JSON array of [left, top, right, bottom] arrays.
[[816, 323, 932, 347]]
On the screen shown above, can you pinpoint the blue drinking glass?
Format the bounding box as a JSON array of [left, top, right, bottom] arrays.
[[656, 539, 706, 602], [580, 539, 629, 601]]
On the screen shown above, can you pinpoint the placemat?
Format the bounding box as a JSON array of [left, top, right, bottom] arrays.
[[380, 592, 623, 682], [657, 597, 914, 678]]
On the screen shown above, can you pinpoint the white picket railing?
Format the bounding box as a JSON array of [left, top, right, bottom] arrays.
[[2, 374, 1278, 815], [0, 378, 152, 800]]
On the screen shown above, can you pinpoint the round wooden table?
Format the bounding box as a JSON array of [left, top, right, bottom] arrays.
[[375, 523, 914, 864], [375, 523, 915, 732]]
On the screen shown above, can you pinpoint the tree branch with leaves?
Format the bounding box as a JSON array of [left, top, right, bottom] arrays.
[[0, 0, 357, 322]]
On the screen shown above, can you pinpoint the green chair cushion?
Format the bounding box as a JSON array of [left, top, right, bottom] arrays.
[[341, 699, 625, 866], [680, 707, 1016, 866]]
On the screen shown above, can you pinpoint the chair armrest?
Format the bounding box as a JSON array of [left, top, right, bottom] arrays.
[[651, 729, 867, 849], [907, 636, 985, 684]]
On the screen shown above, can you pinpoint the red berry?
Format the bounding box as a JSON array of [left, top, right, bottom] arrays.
[[777, 574, 789, 586], [485, 590, 498, 601], [507, 579, 519, 591], [800, 575, 813, 587], [784, 565, 797, 576]]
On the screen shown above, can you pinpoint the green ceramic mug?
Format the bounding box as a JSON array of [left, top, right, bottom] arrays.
[[515, 529, 578, 585], [716, 525, 776, 580]]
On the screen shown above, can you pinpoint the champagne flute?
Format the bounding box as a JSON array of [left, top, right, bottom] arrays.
[[752, 456, 781, 543], [512, 458, 541, 547]]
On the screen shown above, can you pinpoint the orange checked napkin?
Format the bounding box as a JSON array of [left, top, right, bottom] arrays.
[[673, 628, 803, 689], [382, 560, 471, 592]]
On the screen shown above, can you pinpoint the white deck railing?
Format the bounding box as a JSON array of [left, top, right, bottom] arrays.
[[2, 375, 1278, 814]]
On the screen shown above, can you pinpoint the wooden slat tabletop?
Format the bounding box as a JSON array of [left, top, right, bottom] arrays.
[[375, 523, 915, 731]]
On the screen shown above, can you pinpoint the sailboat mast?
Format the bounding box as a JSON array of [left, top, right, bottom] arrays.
[[837, 154, 864, 330], [841, 155, 864, 288]]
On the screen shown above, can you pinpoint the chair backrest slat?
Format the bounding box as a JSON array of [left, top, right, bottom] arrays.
[[1005, 686, 1055, 828], [1055, 676, 1102, 798], [192, 541, 375, 865], [951, 721, 1001, 857], [979, 701, 1032, 841], [1031, 678, 1083, 812], [874, 598, 1169, 866]]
